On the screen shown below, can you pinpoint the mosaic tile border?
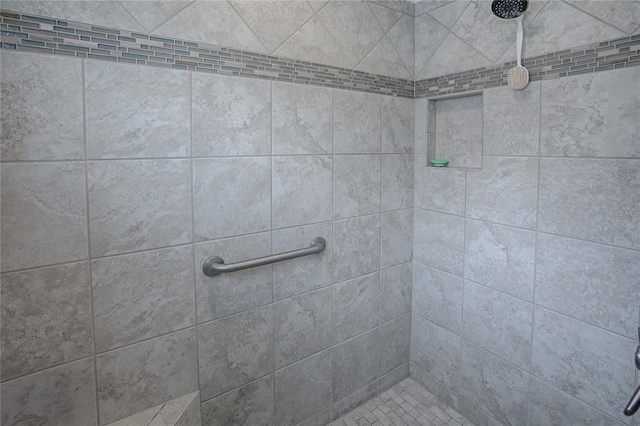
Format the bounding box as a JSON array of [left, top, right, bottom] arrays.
[[0, 9, 415, 99]]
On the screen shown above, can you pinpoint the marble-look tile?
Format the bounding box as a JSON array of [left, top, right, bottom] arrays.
[[273, 222, 333, 301], [1, 162, 88, 272], [197, 306, 274, 401], [372, 0, 414, 15], [464, 219, 536, 301], [415, 167, 465, 216], [85, 60, 190, 159], [566, 0, 640, 34], [428, 1, 468, 28], [332, 329, 379, 402], [200, 375, 274, 426], [541, 67, 640, 158], [230, 1, 314, 53], [378, 363, 410, 393], [528, 377, 626, 426], [457, 396, 503, 426], [413, 209, 465, 276], [272, 155, 332, 228], [155, 1, 266, 52], [410, 363, 459, 411], [435, 94, 483, 169], [0, 358, 96, 426], [380, 262, 412, 323], [357, 37, 413, 79], [381, 154, 414, 211], [1, 262, 92, 381], [459, 341, 530, 426], [462, 281, 533, 369], [317, 0, 385, 67], [538, 158, 640, 249], [369, 2, 402, 32], [536, 234, 640, 338], [96, 329, 198, 425], [192, 73, 270, 157], [88, 159, 191, 257], [410, 314, 460, 392], [296, 408, 330, 426], [484, 82, 541, 156], [381, 209, 413, 268], [334, 273, 380, 343], [414, 13, 449, 76], [173, 392, 201, 426], [0, 51, 84, 161], [334, 155, 381, 219], [272, 82, 332, 155], [275, 350, 332, 426], [466, 156, 538, 229], [274, 16, 351, 69], [333, 215, 381, 283], [419, 33, 492, 80], [274, 288, 332, 368], [387, 14, 415, 78], [379, 314, 411, 376], [147, 391, 200, 426], [119, 0, 192, 33], [195, 232, 272, 323], [412, 262, 462, 334], [333, 90, 381, 154], [92, 246, 195, 352], [331, 382, 378, 420], [532, 307, 636, 421], [415, 99, 427, 154], [193, 157, 271, 241], [383, 96, 414, 153], [107, 402, 161, 426]]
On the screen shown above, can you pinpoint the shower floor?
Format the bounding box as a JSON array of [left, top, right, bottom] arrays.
[[328, 378, 471, 426]]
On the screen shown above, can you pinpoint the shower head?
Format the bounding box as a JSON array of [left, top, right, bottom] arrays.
[[491, 0, 528, 19]]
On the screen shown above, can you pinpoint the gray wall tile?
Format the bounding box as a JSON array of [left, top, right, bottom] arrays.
[[334, 154, 381, 219], [464, 219, 536, 301], [333, 215, 381, 283], [275, 350, 332, 426], [334, 90, 381, 154], [197, 306, 273, 401], [0, 358, 96, 426], [96, 329, 198, 424], [415, 167, 465, 216], [383, 96, 414, 153], [435, 94, 483, 169], [274, 287, 332, 369], [381, 154, 414, 211], [378, 363, 410, 394], [332, 328, 379, 402], [0, 51, 84, 161], [272, 155, 332, 229], [92, 246, 195, 352], [539, 158, 640, 249], [381, 209, 413, 268], [88, 159, 191, 257], [412, 261, 462, 334], [380, 262, 412, 323], [193, 157, 271, 241], [414, 209, 464, 276], [1, 262, 93, 381], [331, 382, 377, 421], [1, 162, 88, 272], [414, 99, 427, 154], [85, 60, 190, 159], [192, 73, 271, 157], [334, 272, 380, 343], [272, 82, 332, 155], [466, 156, 538, 229], [379, 314, 411, 376], [200, 375, 274, 426], [195, 232, 272, 323]]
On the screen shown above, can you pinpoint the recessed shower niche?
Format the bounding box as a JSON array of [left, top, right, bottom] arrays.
[[427, 93, 483, 169]]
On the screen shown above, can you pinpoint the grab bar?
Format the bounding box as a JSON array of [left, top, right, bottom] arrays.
[[624, 327, 640, 416], [202, 237, 326, 276]]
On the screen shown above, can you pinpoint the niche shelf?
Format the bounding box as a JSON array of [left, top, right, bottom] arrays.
[[426, 93, 483, 170]]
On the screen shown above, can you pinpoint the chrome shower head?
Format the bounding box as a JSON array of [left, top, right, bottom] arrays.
[[491, 0, 528, 19]]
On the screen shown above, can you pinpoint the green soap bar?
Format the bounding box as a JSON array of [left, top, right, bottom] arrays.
[[430, 160, 449, 167]]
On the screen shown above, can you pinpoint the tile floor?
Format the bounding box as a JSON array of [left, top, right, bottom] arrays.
[[328, 378, 472, 426]]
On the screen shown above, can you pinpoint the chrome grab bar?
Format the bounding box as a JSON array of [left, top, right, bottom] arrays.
[[202, 237, 326, 277], [624, 327, 640, 417]]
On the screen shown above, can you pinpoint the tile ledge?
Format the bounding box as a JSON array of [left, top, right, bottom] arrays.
[[105, 391, 201, 426]]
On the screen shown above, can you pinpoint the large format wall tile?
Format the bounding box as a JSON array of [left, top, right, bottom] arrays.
[[383, 96, 415, 153], [538, 158, 640, 249], [1, 262, 93, 381], [464, 219, 536, 301], [333, 90, 381, 154], [541, 67, 640, 158], [1, 162, 88, 272], [274, 288, 332, 369], [192, 73, 271, 157], [380, 262, 412, 323], [88, 159, 191, 257], [331, 382, 377, 421], [332, 329, 379, 402], [333, 215, 381, 283], [200, 375, 274, 426], [435, 95, 483, 169], [414, 209, 465, 276], [356, 35, 411, 79], [96, 329, 198, 424], [272, 155, 332, 228], [0, 358, 96, 426], [197, 306, 273, 401], [379, 314, 410, 376], [85, 60, 190, 159], [119, 0, 192, 33], [91, 246, 195, 352], [195, 232, 272, 323], [466, 156, 538, 229], [193, 157, 271, 241], [412, 261, 462, 334], [415, 167, 465, 216], [0, 51, 84, 161], [334, 155, 381, 219], [566, 0, 640, 34], [275, 350, 332, 426], [381, 154, 414, 211], [381, 209, 413, 268], [532, 307, 636, 421], [333, 273, 380, 343], [414, 13, 449, 77], [272, 82, 332, 155]]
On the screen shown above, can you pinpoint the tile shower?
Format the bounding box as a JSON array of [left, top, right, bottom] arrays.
[[0, 1, 638, 426]]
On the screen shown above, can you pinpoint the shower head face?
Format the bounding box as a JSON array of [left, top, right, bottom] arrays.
[[491, 0, 528, 19]]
